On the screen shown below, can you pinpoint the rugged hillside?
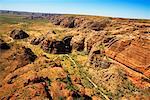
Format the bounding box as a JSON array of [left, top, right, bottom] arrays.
[[0, 13, 150, 100]]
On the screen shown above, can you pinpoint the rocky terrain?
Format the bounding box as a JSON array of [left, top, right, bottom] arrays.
[[0, 12, 150, 100]]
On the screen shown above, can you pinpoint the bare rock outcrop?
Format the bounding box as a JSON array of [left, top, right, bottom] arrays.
[[71, 35, 85, 51], [87, 64, 146, 99], [41, 36, 72, 54], [10, 29, 29, 39], [30, 36, 45, 45], [0, 45, 37, 87], [82, 19, 110, 31], [0, 39, 10, 50], [60, 17, 75, 28], [84, 31, 106, 53], [49, 15, 110, 31], [23, 47, 37, 62], [105, 37, 150, 76], [49, 15, 65, 25], [87, 36, 116, 68], [88, 47, 111, 68], [0, 46, 37, 72], [74, 17, 85, 28], [9, 83, 52, 99]]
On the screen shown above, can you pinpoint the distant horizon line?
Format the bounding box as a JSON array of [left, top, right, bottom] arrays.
[[0, 9, 150, 20]]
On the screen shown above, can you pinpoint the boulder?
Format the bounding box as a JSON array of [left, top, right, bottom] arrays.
[[10, 29, 29, 39]]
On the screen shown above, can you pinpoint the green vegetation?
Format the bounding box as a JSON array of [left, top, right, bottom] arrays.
[[0, 14, 49, 24], [0, 14, 25, 24]]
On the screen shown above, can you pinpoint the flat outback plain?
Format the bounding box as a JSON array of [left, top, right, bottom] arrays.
[[0, 11, 150, 100]]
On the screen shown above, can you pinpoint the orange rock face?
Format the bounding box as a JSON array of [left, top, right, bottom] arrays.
[[105, 37, 150, 76]]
